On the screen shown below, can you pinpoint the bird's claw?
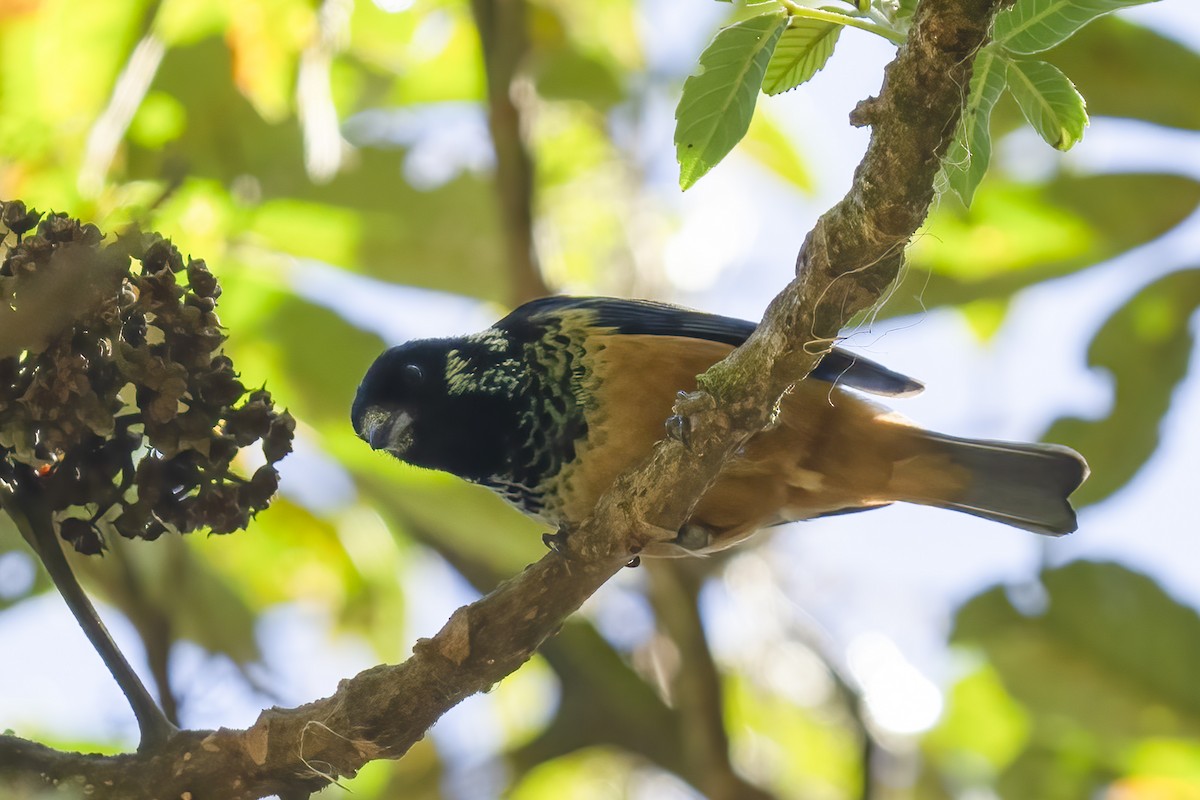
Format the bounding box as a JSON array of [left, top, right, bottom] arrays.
[[665, 412, 691, 450], [542, 527, 569, 554], [667, 391, 715, 453]]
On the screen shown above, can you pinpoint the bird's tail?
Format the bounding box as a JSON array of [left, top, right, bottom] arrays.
[[887, 430, 1089, 535]]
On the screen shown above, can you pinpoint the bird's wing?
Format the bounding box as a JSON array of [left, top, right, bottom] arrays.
[[500, 296, 924, 398]]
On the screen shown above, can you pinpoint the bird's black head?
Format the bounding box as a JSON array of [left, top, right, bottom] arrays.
[[351, 335, 521, 481]]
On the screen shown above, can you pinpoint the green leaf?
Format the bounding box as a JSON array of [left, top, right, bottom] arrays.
[[134, 40, 511, 300], [897, 173, 1200, 319], [762, 18, 843, 96], [725, 672, 863, 793], [894, 0, 920, 29], [75, 535, 262, 665], [1044, 268, 1200, 507], [997, 745, 1104, 800], [741, 108, 816, 193], [675, 10, 788, 190], [532, 47, 625, 110], [954, 561, 1200, 739], [1006, 59, 1087, 150], [224, 0, 314, 122], [925, 664, 1032, 776], [941, 46, 1007, 205], [1046, 16, 1200, 132], [993, 0, 1162, 55]]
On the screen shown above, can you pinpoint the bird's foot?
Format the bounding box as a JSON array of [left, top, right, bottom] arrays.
[[674, 523, 712, 552], [542, 526, 569, 554], [666, 391, 715, 453], [664, 412, 690, 450], [665, 392, 694, 449]]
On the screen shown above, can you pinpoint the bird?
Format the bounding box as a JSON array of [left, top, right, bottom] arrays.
[[351, 296, 1088, 557]]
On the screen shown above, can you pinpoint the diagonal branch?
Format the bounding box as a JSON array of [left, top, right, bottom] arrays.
[[0, 0, 1002, 795]]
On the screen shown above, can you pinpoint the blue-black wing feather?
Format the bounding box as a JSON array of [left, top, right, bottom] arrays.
[[499, 296, 923, 397]]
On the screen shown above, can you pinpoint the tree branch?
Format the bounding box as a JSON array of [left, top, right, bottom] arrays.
[[0, 0, 1001, 794], [469, 0, 552, 305], [647, 560, 777, 800]]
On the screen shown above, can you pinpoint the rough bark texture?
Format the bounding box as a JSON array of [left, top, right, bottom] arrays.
[[0, 0, 1000, 794]]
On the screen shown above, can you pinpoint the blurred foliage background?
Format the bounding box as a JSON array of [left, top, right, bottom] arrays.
[[1, 0, 1199, 798]]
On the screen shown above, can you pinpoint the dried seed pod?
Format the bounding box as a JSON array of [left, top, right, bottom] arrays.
[[0, 201, 294, 551], [60, 517, 105, 555], [0, 200, 43, 237]]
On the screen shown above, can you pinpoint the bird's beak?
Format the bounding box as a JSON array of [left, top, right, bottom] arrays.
[[356, 407, 415, 455]]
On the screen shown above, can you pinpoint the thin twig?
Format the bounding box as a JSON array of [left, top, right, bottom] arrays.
[[107, 538, 181, 726], [0, 471, 176, 751]]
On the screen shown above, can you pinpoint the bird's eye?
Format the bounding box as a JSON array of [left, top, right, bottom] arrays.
[[403, 364, 424, 387]]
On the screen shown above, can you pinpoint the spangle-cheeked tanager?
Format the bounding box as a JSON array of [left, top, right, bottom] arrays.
[[351, 296, 1088, 557]]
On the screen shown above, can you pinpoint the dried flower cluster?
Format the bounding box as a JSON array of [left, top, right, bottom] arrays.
[[0, 200, 294, 554]]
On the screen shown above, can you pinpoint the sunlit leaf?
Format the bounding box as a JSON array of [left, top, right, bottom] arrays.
[[993, 0, 1162, 55], [924, 178, 1095, 281], [533, 47, 625, 110], [925, 664, 1032, 777], [509, 749, 637, 800], [762, 18, 843, 96], [1045, 16, 1200, 132], [511, 620, 678, 769], [244, 161, 508, 302], [896, 173, 1200, 317], [1126, 739, 1200, 784], [954, 561, 1200, 739], [204, 497, 362, 606], [225, 0, 314, 122], [128, 40, 511, 300], [1044, 268, 1200, 507], [153, 0, 228, 45], [350, 3, 485, 104], [0, 0, 151, 208], [351, 463, 544, 580], [941, 45, 1007, 206], [675, 10, 788, 190], [1006, 59, 1087, 150], [996, 744, 1103, 799], [550, 0, 644, 71], [335, 738, 443, 798], [960, 297, 1009, 340], [128, 39, 307, 184], [75, 536, 261, 665], [893, 0, 920, 29], [741, 108, 815, 193], [219, 281, 385, 428], [128, 90, 188, 149], [725, 673, 862, 796]]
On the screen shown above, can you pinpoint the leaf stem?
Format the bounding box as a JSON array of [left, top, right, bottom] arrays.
[[0, 476, 176, 751], [777, 0, 907, 45]]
